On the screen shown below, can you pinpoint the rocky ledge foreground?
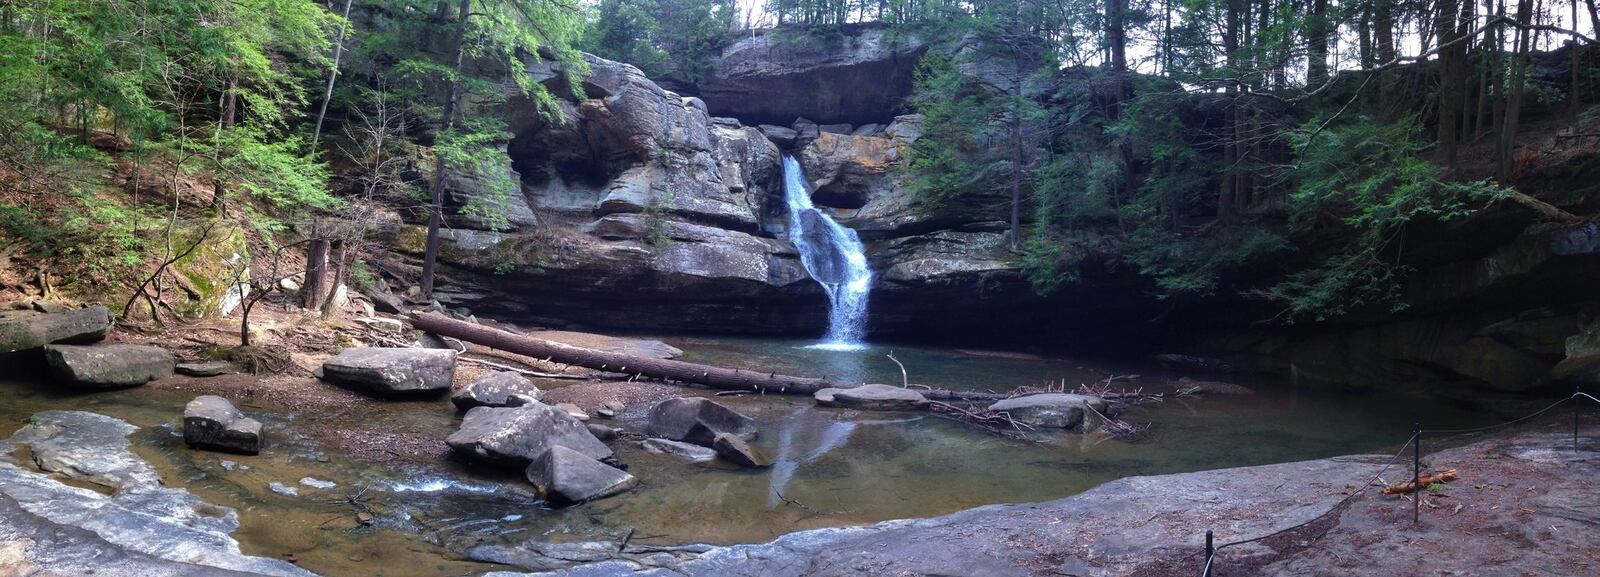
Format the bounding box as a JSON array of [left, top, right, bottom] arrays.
[[1, 410, 1595, 577]]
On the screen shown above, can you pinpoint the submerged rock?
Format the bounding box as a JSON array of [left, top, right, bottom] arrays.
[[586, 423, 620, 441], [183, 395, 263, 455], [556, 402, 590, 421], [0, 411, 314, 577], [43, 343, 174, 388], [447, 403, 613, 468], [525, 446, 637, 506], [0, 305, 112, 354], [712, 432, 771, 468], [640, 438, 717, 462], [987, 394, 1109, 430], [647, 397, 757, 447], [320, 347, 456, 395], [814, 384, 930, 411], [453, 371, 544, 410]]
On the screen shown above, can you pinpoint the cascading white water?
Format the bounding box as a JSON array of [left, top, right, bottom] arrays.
[[782, 155, 872, 350]]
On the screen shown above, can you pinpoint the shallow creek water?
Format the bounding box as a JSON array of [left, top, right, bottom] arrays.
[[0, 336, 1502, 576]]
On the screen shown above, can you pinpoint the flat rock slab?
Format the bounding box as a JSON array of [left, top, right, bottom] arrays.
[[453, 371, 544, 410], [321, 347, 456, 395], [814, 384, 929, 411], [43, 343, 174, 388], [640, 438, 717, 461], [531, 330, 683, 360], [447, 403, 613, 467], [0, 305, 111, 354], [987, 393, 1108, 430], [525, 446, 637, 506], [177, 361, 235, 377], [0, 411, 314, 577], [647, 397, 757, 447], [184, 395, 263, 455]]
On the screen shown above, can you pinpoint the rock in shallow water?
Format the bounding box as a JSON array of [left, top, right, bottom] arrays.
[[0, 305, 111, 354], [640, 438, 717, 461], [452, 371, 543, 410], [647, 397, 757, 447], [183, 395, 263, 455], [814, 384, 930, 411], [43, 343, 174, 388], [320, 347, 456, 396], [712, 432, 771, 468], [986, 394, 1109, 430], [525, 446, 637, 506], [176, 361, 235, 377], [447, 403, 613, 467]]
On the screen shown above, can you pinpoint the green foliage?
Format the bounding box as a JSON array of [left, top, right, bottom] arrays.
[[583, 0, 729, 85], [1266, 116, 1506, 321]]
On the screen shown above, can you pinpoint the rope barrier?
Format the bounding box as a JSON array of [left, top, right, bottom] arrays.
[[1198, 389, 1592, 576]]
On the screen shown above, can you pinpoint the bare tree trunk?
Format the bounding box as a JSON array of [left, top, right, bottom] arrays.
[[319, 239, 349, 316], [1308, 0, 1331, 85], [303, 237, 330, 309], [311, 0, 356, 152], [1498, 0, 1536, 183], [421, 0, 471, 299], [409, 312, 1005, 401]]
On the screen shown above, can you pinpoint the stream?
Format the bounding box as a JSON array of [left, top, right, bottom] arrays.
[[0, 336, 1501, 576]]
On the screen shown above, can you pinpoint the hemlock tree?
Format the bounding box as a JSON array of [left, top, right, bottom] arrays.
[[401, 0, 585, 299]]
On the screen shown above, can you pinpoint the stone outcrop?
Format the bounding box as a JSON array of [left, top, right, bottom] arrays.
[[447, 403, 613, 467], [524, 445, 637, 506], [986, 394, 1109, 430], [177, 361, 235, 377], [0, 411, 314, 577], [0, 305, 112, 354], [453, 371, 544, 410], [647, 397, 757, 447], [696, 24, 928, 125], [814, 384, 930, 411], [711, 432, 770, 468], [320, 347, 456, 395], [43, 344, 174, 388], [183, 396, 264, 455]]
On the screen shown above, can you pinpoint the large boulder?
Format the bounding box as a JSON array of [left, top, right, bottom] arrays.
[[987, 394, 1109, 430], [43, 344, 173, 388], [697, 24, 928, 125], [182, 396, 263, 455], [446, 403, 613, 467], [524, 445, 637, 506], [814, 383, 930, 411], [647, 397, 757, 447], [452, 371, 543, 410], [320, 347, 456, 395], [0, 305, 112, 354]]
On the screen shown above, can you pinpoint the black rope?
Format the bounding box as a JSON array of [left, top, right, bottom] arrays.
[[1418, 394, 1575, 435]]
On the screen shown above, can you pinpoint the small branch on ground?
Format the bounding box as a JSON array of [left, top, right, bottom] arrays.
[[886, 351, 908, 387]]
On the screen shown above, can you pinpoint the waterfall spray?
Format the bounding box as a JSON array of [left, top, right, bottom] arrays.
[[782, 156, 872, 350]]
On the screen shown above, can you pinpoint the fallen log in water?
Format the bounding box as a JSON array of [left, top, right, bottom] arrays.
[[408, 312, 1004, 401]]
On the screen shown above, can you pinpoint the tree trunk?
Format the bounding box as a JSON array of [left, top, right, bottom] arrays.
[[210, 79, 237, 211], [420, 0, 471, 300], [409, 312, 1005, 401], [1308, 0, 1331, 85], [1220, 0, 1242, 223], [303, 238, 330, 309], [319, 239, 349, 316], [1435, 0, 1465, 170], [311, 0, 356, 152], [1498, 0, 1535, 183]]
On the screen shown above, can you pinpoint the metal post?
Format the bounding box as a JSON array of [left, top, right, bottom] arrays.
[[1577, 386, 1583, 455], [1413, 422, 1421, 524], [1203, 529, 1214, 577]]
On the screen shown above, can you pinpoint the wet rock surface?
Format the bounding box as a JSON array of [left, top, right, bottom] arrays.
[[447, 403, 614, 467], [987, 393, 1109, 430], [183, 395, 264, 454], [453, 371, 544, 410], [177, 360, 236, 377], [0, 305, 112, 354], [320, 347, 456, 395], [639, 438, 716, 461], [647, 397, 757, 446], [710, 432, 770, 468], [43, 343, 174, 388], [525, 445, 638, 505], [814, 384, 929, 411], [0, 411, 315, 577]]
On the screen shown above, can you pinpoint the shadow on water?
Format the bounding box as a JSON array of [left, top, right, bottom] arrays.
[[0, 335, 1512, 576]]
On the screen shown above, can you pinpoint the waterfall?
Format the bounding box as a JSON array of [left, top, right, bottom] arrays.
[[782, 156, 872, 350]]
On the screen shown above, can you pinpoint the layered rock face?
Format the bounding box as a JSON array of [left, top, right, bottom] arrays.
[[697, 24, 927, 125]]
